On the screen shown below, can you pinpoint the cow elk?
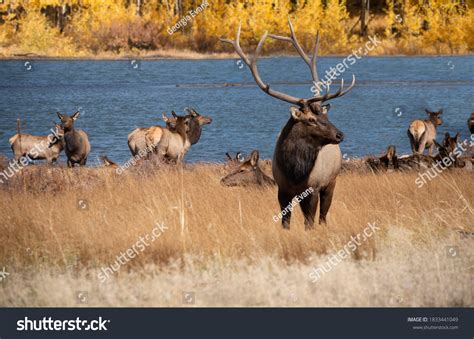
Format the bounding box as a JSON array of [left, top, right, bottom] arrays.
[[55, 111, 91, 167], [128, 108, 212, 158], [408, 109, 443, 156], [146, 113, 191, 163], [221, 150, 275, 187], [221, 17, 355, 229], [9, 124, 63, 164]]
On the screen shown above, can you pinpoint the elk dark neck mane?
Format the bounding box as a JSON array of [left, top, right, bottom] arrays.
[[275, 118, 321, 184], [187, 119, 202, 145], [175, 122, 188, 144]]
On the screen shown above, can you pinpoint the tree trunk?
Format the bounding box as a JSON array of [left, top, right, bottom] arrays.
[[360, 0, 369, 36]]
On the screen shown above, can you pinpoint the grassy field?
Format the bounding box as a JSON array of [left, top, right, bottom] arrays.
[[0, 164, 472, 306]]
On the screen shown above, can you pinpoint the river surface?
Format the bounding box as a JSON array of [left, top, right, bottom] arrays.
[[0, 56, 472, 164]]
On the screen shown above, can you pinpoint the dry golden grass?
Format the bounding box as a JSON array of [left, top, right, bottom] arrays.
[[0, 164, 472, 306]]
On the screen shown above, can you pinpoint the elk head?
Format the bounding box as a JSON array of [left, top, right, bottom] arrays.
[[162, 112, 177, 129], [425, 109, 443, 126], [183, 108, 212, 145], [48, 123, 64, 148], [221, 150, 274, 187], [57, 111, 80, 131]]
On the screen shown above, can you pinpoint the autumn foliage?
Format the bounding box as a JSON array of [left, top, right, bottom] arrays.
[[0, 0, 472, 57]]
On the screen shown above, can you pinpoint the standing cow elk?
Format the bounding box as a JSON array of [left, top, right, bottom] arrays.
[[128, 108, 212, 157], [55, 111, 91, 167], [468, 112, 474, 134], [221, 17, 355, 229], [408, 109, 443, 155], [146, 114, 191, 163], [9, 124, 63, 164], [221, 150, 275, 187]]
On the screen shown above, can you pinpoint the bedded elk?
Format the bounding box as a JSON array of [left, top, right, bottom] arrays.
[[433, 132, 472, 168], [366, 145, 399, 172], [221, 17, 355, 229], [408, 109, 443, 156], [100, 155, 118, 168], [9, 124, 63, 164], [468, 112, 474, 134], [146, 114, 191, 163], [221, 150, 275, 187], [54, 111, 90, 167]]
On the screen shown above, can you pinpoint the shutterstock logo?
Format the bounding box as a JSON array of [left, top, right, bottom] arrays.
[[17, 316, 110, 332]]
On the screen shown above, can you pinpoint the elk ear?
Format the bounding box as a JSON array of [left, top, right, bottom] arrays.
[[290, 107, 303, 120], [433, 139, 443, 149], [425, 109, 430, 115], [454, 132, 461, 142], [72, 111, 80, 120], [57, 112, 65, 121], [321, 104, 331, 115], [190, 108, 199, 117], [225, 152, 232, 161], [236, 152, 243, 162], [445, 132, 451, 139], [162, 112, 169, 122], [438, 109, 443, 115], [171, 111, 178, 118], [249, 150, 259, 167]]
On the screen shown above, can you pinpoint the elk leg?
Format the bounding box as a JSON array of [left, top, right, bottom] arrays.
[[300, 191, 319, 230], [319, 180, 337, 225], [67, 159, 73, 168], [80, 158, 87, 166], [278, 189, 293, 230], [407, 131, 416, 154], [428, 143, 434, 156]]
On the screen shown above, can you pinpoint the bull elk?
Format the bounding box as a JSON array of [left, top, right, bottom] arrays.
[[221, 150, 275, 187], [54, 111, 91, 167], [9, 124, 63, 164], [408, 109, 443, 156], [221, 17, 355, 229]]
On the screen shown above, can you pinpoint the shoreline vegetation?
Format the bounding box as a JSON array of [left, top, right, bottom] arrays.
[[0, 1, 473, 59], [1, 50, 474, 61]]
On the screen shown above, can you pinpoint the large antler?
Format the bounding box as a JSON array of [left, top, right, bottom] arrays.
[[220, 24, 304, 106], [269, 16, 355, 103], [269, 17, 320, 86]]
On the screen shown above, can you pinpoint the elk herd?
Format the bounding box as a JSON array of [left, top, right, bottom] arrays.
[[4, 18, 474, 230]]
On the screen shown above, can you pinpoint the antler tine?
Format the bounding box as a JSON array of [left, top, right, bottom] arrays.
[[311, 32, 320, 84], [269, 16, 319, 84], [308, 74, 356, 103], [220, 23, 251, 67], [220, 24, 304, 106]]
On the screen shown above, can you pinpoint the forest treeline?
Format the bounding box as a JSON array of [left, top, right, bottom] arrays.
[[0, 0, 472, 58]]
